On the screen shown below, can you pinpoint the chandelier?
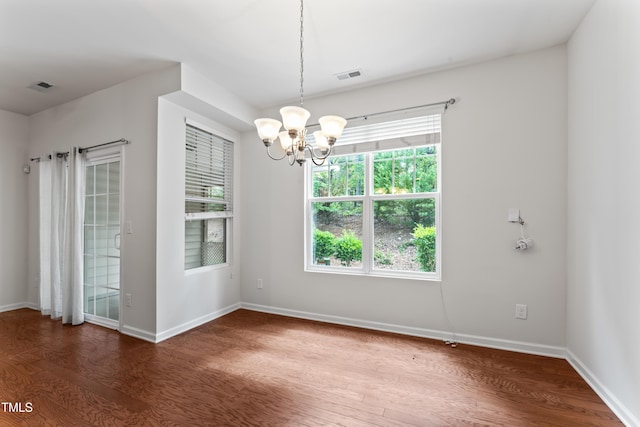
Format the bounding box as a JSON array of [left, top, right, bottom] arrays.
[[254, 0, 347, 166]]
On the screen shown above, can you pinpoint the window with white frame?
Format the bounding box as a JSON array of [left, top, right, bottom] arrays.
[[305, 113, 442, 280], [185, 123, 233, 270]]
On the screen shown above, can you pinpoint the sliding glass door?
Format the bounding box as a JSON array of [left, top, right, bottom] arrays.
[[84, 154, 121, 327]]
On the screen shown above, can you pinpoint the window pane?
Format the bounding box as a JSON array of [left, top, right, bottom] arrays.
[[415, 146, 438, 193], [95, 226, 108, 257], [311, 201, 362, 268], [84, 285, 95, 315], [84, 226, 95, 255], [184, 218, 226, 269], [95, 195, 108, 224], [107, 289, 119, 321], [108, 257, 120, 288], [95, 287, 108, 317], [108, 194, 119, 224], [373, 199, 436, 272], [95, 164, 108, 194], [95, 256, 108, 285], [312, 168, 329, 197], [185, 220, 203, 270], [108, 161, 120, 194], [84, 255, 94, 284], [85, 165, 95, 195], [107, 226, 120, 257], [84, 195, 94, 224], [312, 155, 364, 197], [373, 146, 437, 194]]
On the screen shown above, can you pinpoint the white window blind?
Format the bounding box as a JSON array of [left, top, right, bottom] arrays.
[[309, 113, 441, 156], [185, 124, 233, 220]]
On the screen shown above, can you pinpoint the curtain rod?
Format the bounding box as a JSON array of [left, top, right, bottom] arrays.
[[79, 138, 130, 153], [30, 152, 69, 162], [307, 98, 456, 128], [30, 138, 130, 161], [346, 98, 456, 122]]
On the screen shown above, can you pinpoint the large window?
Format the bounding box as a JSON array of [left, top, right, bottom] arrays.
[[305, 113, 441, 280], [185, 123, 233, 270]]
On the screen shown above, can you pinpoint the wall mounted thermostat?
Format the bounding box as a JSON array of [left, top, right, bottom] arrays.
[[508, 208, 520, 223]]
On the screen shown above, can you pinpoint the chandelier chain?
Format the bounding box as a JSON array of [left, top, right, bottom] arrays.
[[253, 0, 347, 167], [299, 0, 304, 107]]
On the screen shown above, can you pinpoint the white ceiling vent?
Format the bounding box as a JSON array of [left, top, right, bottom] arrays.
[[28, 81, 55, 93], [335, 69, 363, 81]]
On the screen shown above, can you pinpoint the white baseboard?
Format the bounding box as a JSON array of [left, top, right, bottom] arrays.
[[453, 332, 566, 358], [239, 302, 566, 358], [0, 302, 38, 313], [120, 324, 157, 343], [567, 350, 639, 427], [154, 302, 241, 343]]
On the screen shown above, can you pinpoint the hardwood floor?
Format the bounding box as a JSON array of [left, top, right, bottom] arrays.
[[0, 308, 621, 426]]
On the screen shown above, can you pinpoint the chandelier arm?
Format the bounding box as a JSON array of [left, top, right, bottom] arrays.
[[266, 146, 288, 161], [310, 154, 327, 166], [303, 144, 330, 166], [308, 144, 334, 162]]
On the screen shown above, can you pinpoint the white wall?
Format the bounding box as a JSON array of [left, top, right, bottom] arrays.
[[567, 0, 640, 424], [0, 110, 29, 310], [153, 64, 259, 340], [155, 98, 242, 340], [26, 65, 182, 336], [239, 46, 568, 353]]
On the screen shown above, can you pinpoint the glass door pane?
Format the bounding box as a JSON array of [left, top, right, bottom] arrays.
[[84, 159, 120, 324]]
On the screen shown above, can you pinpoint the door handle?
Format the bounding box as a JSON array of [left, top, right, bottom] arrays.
[[114, 233, 121, 250]]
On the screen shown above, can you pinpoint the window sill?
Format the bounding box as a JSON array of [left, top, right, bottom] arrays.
[[304, 265, 441, 282], [185, 263, 230, 277]]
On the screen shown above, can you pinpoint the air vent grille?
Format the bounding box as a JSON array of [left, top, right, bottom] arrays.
[[28, 81, 55, 92], [335, 69, 363, 81]]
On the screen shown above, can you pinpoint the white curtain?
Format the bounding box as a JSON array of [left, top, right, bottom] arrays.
[[38, 160, 52, 315], [39, 148, 85, 325]]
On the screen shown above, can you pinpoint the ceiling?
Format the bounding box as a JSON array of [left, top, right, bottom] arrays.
[[0, 0, 595, 117]]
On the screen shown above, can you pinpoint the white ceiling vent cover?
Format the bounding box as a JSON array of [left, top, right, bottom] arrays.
[[28, 81, 55, 93], [335, 69, 363, 81]]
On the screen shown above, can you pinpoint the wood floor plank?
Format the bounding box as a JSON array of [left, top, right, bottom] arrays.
[[0, 308, 623, 426]]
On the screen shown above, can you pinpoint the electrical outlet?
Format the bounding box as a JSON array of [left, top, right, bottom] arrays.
[[257, 278, 263, 289], [125, 293, 132, 307], [515, 304, 528, 320]]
